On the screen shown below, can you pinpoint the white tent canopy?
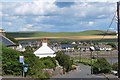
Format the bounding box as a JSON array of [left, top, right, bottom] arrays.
[[34, 42, 56, 58]]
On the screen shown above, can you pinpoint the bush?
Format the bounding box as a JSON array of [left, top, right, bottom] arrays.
[[55, 51, 73, 72], [39, 57, 56, 69], [93, 58, 111, 74], [112, 62, 118, 71], [107, 43, 117, 49], [2, 46, 51, 78], [2, 47, 22, 75]]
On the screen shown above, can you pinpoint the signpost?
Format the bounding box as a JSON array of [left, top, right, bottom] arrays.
[[19, 56, 25, 77], [19, 56, 24, 63], [19, 56, 28, 77], [24, 64, 28, 77]]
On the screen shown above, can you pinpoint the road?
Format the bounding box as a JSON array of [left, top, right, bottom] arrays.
[[51, 63, 118, 79], [1, 63, 118, 80]]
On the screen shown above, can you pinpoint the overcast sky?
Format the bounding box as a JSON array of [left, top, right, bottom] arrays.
[[0, 0, 119, 32]]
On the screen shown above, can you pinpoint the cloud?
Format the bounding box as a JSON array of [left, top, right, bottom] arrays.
[[21, 23, 55, 32], [21, 24, 35, 31], [109, 27, 115, 30], [1, 1, 117, 32], [7, 22, 12, 26], [56, 0, 119, 2], [15, 0, 57, 15], [1, 0, 119, 2], [88, 21, 95, 26]]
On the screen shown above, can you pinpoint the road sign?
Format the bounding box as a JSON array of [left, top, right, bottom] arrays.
[[24, 67, 28, 72], [19, 56, 24, 63]]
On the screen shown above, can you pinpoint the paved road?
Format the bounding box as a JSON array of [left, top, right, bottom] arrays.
[[51, 63, 118, 79], [52, 63, 101, 78], [1, 63, 118, 80]]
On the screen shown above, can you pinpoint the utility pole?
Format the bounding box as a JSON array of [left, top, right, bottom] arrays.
[[90, 51, 93, 74], [117, 2, 120, 78]]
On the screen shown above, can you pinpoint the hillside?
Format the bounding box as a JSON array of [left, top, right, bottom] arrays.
[[6, 30, 116, 38]]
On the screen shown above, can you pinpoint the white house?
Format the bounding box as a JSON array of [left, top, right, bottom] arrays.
[[95, 45, 112, 51], [78, 46, 90, 51], [16, 44, 26, 52], [72, 42, 76, 45], [105, 45, 112, 51], [33, 41, 56, 58]]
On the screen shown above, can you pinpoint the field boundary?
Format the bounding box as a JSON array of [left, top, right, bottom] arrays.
[[15, 35, 117, 40]]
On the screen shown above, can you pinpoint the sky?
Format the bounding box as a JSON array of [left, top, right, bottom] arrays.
[[0, 0, 119, 32]]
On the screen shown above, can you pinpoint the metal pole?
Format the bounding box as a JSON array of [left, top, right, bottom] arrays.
[[80, 50, 81, 61], [23, 62, 25, 78], [90, 51, 93, 74], [97, 51, 98, 61], [110, 50, 112, 65], [117, 2, 120, 78]]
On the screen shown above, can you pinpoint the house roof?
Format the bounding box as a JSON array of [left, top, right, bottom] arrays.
[[61, 44, 73, 49], [78, 46, 90, 48], [0, 35, 16, 46], [34, 42, 55, 55], [94, 45, 105, 48], [94, 45, 112, 48]]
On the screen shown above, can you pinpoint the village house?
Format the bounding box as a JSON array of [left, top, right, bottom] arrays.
[[105, 45, 112, 51], [0, 29, 27, 52], [52, 43, 61, 52], [16, 44, 26, 52], [94, 44, 112, 51], [61, 44, 74, 52], [78, 46, 91, 52], [33, 39, 56, 58], [0, 29, 17, 49]]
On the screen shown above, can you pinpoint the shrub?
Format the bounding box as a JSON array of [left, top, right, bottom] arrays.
[[2, 46, 51, 78], [107, 43, 117, 49], [55, 52, 73, 72], [2, 47, 22, 75], [112, 62, 118, 71], [39, 57, 56, 69], [93, 58, 111, 74]]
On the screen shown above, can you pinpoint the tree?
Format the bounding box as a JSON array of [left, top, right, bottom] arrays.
[[55, 52, 73, 72], [112, 62, 118, 71], [93, 58, 111, 74], [2, 46, 22, 75], [39, 57, 56, 69], [2, 45, 50, 78], [107, 43, 117, 49]]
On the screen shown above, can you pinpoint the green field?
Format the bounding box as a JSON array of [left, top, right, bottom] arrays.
[[6, 30, 116, 38]]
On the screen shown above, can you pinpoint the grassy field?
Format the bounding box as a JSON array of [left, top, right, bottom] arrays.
[[6, 30, 117, 41], [6, 30, 116, 38]]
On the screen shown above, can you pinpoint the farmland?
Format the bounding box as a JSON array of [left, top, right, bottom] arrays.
[[6, 30, 117, 41]]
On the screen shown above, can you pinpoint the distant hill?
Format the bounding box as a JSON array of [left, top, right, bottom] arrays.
[[6, 30, 116, 38]]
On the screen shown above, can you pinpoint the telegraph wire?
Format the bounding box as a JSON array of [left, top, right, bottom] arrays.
[[99, 11, 116, 42]]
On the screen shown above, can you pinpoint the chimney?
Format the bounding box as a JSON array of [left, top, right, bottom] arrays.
[[41, 38, 48, 46], [0, 29, 6, 36], [42, 38, 48, 43]]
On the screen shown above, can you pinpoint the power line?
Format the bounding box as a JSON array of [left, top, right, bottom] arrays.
[[99, 11, 116, 42]]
